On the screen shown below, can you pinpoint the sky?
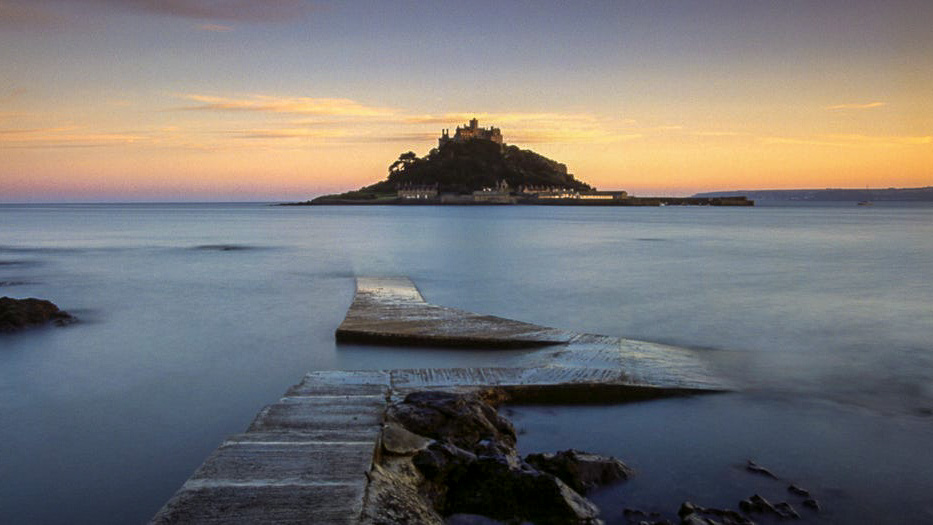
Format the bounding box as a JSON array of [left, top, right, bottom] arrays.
[[1, 0, 931, 202]]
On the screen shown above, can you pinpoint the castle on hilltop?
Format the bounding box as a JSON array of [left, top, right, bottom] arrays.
[[438, 118, 503, 148]]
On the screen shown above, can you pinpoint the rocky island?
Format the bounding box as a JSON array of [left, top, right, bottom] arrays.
[[287, 119, 752, 207]]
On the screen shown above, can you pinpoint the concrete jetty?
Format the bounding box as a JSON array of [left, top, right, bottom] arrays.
[[152, 277, 726, 523]]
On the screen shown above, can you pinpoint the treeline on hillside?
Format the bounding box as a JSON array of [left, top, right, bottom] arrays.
[[357, 140, 592, 195]]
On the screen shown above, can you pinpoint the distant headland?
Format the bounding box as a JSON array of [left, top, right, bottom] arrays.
[[287, 119, 752, 207], [694, 187, 933, 202]]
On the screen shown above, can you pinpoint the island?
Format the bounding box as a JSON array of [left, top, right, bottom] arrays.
[[285, 119, 753, 207]]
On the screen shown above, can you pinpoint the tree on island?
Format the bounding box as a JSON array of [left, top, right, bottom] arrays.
[[389, 151, 419, 175]]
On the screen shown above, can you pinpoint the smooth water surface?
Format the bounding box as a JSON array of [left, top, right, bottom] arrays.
[[1, 203, 931, 524]]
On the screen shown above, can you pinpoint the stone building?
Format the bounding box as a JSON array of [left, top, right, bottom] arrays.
[[438, 118, 503, 148], [397, 183, 438, 200], [472, 180, 515, 204]]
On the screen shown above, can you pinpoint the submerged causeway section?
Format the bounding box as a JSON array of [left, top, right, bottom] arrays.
[[151, 277, 726, 524]]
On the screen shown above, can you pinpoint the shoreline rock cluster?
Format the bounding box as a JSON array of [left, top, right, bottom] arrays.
[[364, 390, 824, 525], [363, 390, 632, 524], [0, 296, 73, 333]]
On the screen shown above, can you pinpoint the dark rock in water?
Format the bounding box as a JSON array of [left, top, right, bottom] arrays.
[[739, 494, 799, 519], [192, 244, 256, 251], [392, 391, 605, 524], [786, 484, 810, 498], [442, 454, 600, 524], [774, 502, 800, 519], [802, 499, 820, 512], [389, 391, 516, 456], [0, 296, 73, 333], [745, 460, 779, 479], [678, 501, 754, 525], [525, 448, 633, 494]]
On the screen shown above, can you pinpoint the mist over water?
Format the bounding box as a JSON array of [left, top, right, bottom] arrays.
[[1, 203, 931, 523]]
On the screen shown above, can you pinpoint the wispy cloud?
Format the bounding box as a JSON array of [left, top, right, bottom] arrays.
[[0, 126, 146, 148], [402, 112, 641, 144], [87, 0, 317, 23], [233, 128, 350, 140], [180, 94, 397, 117], [691, 130, 746, 137], [403, 112, 600, 127], [0, 1, 64, 30], [761, 134, 931, 147], [197, 23, 233, 32], [510, 130, 642, 144], [825, 102, 886, 110], [174, 94, 644, 146]]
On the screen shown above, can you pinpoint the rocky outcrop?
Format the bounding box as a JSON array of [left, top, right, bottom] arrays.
[[388, 391, 517, 456], [0, 296, 73, 333], [678, 501, 754, 525], [738, 494, 799, 519], [439, 453, 600, 524], [745, 460, 779, 479], [526, 449, 633, 494], [374, 390, 631, 524]]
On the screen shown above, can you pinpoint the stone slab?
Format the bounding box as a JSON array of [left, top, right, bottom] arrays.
[[336, 277, 570, 348], [248, 397, 386, 433], [151, 484, 365, 525], [187, 441, 375, 484]]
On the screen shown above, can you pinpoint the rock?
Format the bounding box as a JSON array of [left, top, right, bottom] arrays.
[[390, 391, 606, 524], [382, 422, 432, 456], [525, 448, 633, 494], [678, 501, 754, 525], [361, 464, 444, 525], [443, 455, 600, 524], [412, 442, 477, 481], [774, 502, 800, 519], [786, 484, 810, 498], [389, 391, 516, 456], [739, 495, 774, 515], [739, 495, 798, 519], [745, 460, 779, 479], [0, 296, 73, 333], [802, 499, 820, 512]]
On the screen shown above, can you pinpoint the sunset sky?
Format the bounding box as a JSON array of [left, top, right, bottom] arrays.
[[1, 0, 931, 202]]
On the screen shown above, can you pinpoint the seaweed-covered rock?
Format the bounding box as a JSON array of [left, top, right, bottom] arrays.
[[0, 296, 73, 333], [525, 449, 633, 494]]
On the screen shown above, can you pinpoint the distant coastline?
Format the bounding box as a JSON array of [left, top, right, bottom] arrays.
[[693, 186, 933, 202]]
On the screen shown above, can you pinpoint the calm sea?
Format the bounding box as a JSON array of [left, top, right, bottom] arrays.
[[1, 203, 931, 524]]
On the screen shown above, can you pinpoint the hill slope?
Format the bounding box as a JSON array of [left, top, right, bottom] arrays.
[[341, 139, 592, 197]]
